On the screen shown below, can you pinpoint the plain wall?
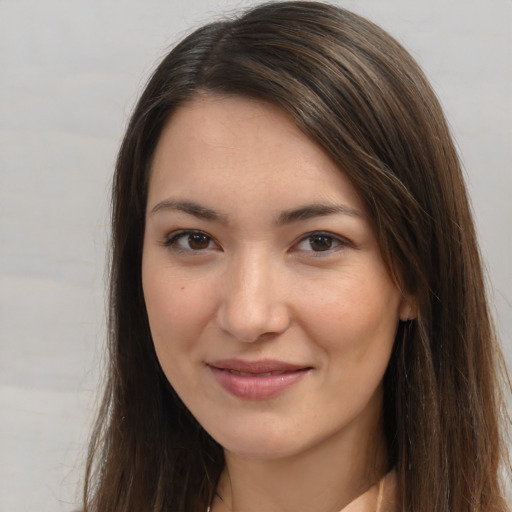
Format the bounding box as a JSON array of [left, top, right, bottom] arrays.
[[0, 1, 510, 510]]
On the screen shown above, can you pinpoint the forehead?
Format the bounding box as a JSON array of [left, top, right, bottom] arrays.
[[148, 94, 365, 215]]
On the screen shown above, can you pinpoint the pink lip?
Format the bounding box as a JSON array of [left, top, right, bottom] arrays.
[[207, 359, 311, 400]]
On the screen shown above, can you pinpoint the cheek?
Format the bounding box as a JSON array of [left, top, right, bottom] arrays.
[[295, 270, 401, 364], [142, 266, 216, 356]]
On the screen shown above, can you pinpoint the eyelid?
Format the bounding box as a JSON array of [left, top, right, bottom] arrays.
[[290, 231, 351, 255], [162, 229, 220, 252]]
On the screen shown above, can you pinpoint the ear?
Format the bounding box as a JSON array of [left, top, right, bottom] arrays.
[[399, 295, 417, 322]]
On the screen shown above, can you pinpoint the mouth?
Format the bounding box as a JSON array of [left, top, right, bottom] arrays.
[[207, 359, 312, 399], [223, 369, 298, 377]]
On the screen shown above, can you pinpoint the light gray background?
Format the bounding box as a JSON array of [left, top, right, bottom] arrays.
[[1, 1, 510, 511]]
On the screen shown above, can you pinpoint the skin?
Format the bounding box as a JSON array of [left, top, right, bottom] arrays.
[[142, 95, 413, 512]]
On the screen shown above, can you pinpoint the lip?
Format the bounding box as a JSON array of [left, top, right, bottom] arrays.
[[207, 359, 312, 400]]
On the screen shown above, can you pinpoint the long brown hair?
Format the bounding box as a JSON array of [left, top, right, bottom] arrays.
[[83, 2, 511, 510]]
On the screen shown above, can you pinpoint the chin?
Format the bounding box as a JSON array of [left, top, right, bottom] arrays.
[[205, 420, 315, 461], [222, 436, 301, 460]]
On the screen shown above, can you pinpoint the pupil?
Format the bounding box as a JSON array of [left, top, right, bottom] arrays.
[[188, 233, 209, 250], [310, 235, 332, 251]]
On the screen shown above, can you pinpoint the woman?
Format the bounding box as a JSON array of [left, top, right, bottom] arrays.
[[83, 2, 511, 511]]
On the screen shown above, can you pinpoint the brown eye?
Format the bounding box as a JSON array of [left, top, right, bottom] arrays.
[[164, 230, 216, 252], [293, 232, 346, 254], [188, 233, 210, 250], [309, 235, 334, 251]]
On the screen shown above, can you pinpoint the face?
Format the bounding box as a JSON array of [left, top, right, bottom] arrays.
[[142, 95, 410, 461]]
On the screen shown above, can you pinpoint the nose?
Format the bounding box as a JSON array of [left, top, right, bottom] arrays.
[[216, 250, 291, 343]]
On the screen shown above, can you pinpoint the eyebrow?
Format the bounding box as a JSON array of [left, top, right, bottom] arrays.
[[149, 199, 363, 224], [276, 203, 363, 225], [149, 199, 229, 223]]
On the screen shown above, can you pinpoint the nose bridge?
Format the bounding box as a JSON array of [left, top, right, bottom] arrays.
[[217, 246, 289, 342]]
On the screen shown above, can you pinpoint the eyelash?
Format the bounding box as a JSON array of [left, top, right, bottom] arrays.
[[162, 229, 349, 255], [163, 230, 219, 253], [292, 231, 349, 255]]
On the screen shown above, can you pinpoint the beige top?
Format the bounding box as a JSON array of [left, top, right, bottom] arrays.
[[341, 470, 397, 512]]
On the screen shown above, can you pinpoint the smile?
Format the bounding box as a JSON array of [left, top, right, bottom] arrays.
[[207, 359, 312, 400]]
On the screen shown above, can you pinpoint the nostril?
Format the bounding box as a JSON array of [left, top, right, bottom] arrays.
[[216, 302, 291, 343], [216, 263, 291, 341]]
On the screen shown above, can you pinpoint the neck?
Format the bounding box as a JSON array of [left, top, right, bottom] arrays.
[[212, 400, 388, 512]]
